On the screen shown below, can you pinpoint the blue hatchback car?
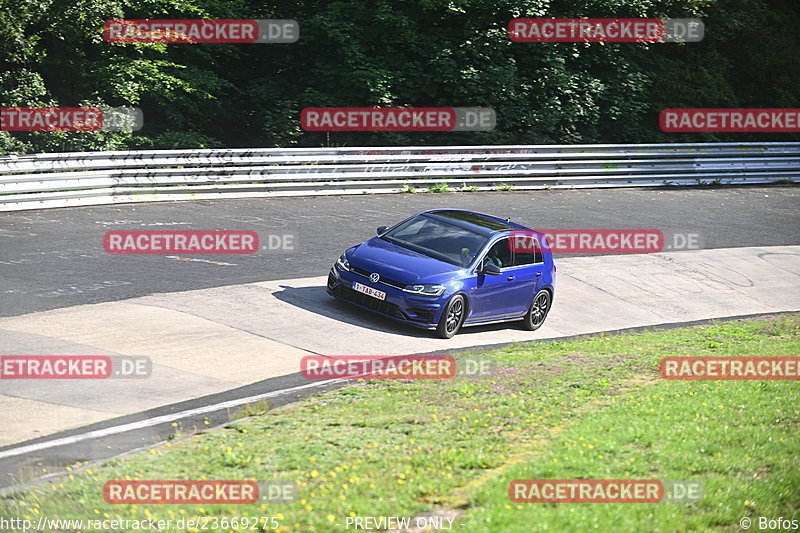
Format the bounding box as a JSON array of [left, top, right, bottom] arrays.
[[327, 209, 556, 338]]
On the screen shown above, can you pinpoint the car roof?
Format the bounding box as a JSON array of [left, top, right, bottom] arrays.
[[422, 209, 530, 236]]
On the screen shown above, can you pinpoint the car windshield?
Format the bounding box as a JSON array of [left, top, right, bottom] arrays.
[[381, 214, 489, 267]]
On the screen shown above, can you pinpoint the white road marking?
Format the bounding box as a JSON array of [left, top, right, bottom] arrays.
[[166, 256, 237, 266], [0, 378, 343, 460]]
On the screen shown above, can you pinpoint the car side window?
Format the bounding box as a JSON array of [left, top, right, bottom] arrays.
[[513, 235, 543, 266], [481, 238, 512, 269]]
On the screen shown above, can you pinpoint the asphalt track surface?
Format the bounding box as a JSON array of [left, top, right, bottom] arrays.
[[1, 185, 799, 318]]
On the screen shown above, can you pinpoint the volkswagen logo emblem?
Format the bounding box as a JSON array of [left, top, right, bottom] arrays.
[[369, 272, 380, 283]]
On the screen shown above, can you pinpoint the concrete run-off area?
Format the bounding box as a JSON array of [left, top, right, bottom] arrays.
[[0, 245, 798, 447]]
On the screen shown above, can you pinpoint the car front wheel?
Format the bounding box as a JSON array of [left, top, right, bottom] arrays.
[[436, 295, 466, 339], [522, 289, 551, 331]]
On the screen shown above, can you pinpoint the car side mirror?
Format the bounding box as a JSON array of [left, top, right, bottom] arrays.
[[482, 263, 502, 276], [377, 226, 388, 235]]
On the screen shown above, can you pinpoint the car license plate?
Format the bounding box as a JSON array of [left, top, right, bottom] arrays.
[[353, 282, 386, 301]]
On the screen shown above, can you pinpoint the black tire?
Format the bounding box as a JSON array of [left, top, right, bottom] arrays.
[[436, 295, 466, 339], [522, 289, 551, 331]]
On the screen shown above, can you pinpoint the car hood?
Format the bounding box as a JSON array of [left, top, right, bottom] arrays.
[[349, 237, 462, 285]]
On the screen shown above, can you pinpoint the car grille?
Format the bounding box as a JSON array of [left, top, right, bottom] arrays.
[[332, 286, 406, 319], [350, 265, 405, 290]]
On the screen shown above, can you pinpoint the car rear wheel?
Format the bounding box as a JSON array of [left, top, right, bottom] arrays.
[[436, 295, 466, 339], [522, 290, 551, 331]]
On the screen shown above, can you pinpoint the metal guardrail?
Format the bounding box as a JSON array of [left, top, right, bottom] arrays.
[[0, 143, 797, 211]]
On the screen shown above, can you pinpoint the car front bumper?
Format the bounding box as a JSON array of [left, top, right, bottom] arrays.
[[327, 265, 444, 330]]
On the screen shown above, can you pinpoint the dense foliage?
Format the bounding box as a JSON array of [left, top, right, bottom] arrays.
[[1, 0, 798, 153]]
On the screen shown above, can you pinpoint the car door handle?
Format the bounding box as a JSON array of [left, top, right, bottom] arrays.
[[507, 275, 515, 281], [535, 272, 542, 277]]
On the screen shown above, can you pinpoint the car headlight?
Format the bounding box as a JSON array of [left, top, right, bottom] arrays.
[[336, 252, 351, 271], [402, 284, 446, 297]]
